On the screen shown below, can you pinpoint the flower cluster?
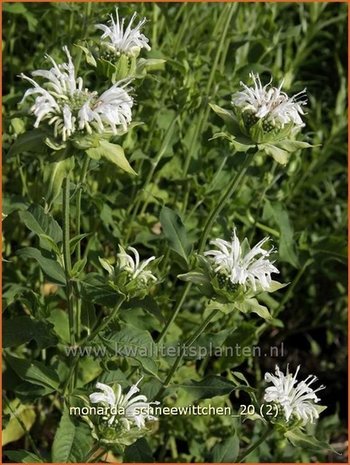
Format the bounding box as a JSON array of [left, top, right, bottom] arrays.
[[99, 245, 158, 299], [264, 365, 325, 425], [20, 46, 133, 141], [232, 72, 307, 132], [84, 380, 159, 446], [117, 246, 157, 284], [96, 9, 151, 58], [204, 229, 279, 292]]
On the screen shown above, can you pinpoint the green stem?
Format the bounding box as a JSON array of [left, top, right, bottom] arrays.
[[198, 148, 256, 253], [157, 149, 256, 344], [139, 117, 178, 216], [83, 296, 125, 344], [62, 176, 75, 346], [183, 4, 235, 176], [157, 282, 192, 343], [75, 157, 90, 341], [156, 309, 219, 398], [84, 443, 104, 462], [238, 427, 272, 462], [4, 396, 43, 459]]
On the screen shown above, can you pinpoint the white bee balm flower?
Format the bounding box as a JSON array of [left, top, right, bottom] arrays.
[[89, 380, 159, 429], [264, 365, 325, 424], [232, 72, 307, 128], [20, 46, 133, 140], [204, 229, 279, 291], [117, 246, 156, 284], [96, 9, 151, 56]]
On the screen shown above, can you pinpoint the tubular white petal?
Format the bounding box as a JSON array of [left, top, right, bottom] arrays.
[[264, 365, 325, 424], [232, 72, 307, 128]]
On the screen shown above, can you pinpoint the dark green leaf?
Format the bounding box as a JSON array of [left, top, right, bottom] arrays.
[[160, 206, 191, 263], [17, 247, 66, 284], [210, 433, 240, 462], [52, 408, 93, 462], [3, 316, 58, 349], [5, 450, 43, 463], [5, 354, 60, 392]]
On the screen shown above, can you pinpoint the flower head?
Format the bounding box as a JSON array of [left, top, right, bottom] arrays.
[[20, 46, 133, 141], [117, 246, 156, 285], [204, 229, 279, 292], [87, 380, 159, 445], [264, 365, 325, 424], [96, 9, 151, 57], [232, 73, 307, 130]]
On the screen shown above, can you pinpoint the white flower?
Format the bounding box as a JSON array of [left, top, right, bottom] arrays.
[[232, 72, 307, 128], [96, 9, 151, 56], [89, 380, 159, 429], [20, 46, 133, 140], [204, 229, 279, 291], [118, 246, 156, 284], [264, 365, 325, 424]]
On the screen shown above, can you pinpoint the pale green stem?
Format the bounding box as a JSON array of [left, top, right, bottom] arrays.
[[157, 149, 256, 344], [62, 176, 75, 346], [198, 149, 256, 253], [238, 427, 272, 462], [4, 395, 43, 459], [183, 4, 235, 176], [83, 296, 125, 344], [156, 282, 192, 343], [75, 157, 90, 341], [139, 117, 178, 216]]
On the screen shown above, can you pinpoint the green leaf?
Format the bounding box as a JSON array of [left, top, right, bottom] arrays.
[[71, 257, 87, 278], [103, 324, 158, 376], [47, 309, 70, 344], [277, 139, 315, 152], [160, 206, 191, 263], [6, 356, 59, 392], [87, 140, 137, 175], [52, 408, 93, 462], [124, 438, 154, 462], [175, 375, 236, 402], [6, 354, 60, 392], [5, 450, 43, 463], [2, 400, 36, 446], [19, 204, 62, 247], [75, 44, 97, 67], [17, 247, 66, 284], [261, 143, 290, 165], [236, 298, 272, 320], [209, 103, 242, 136], [177, 271, 210, 285], [266, 280, 289, 293], [285, 428, 335, 453], [7, 129, 47, 157], [43, 157, 75, 208], [80, 273, 120, 307], [70, 233, 92, 255], [3, 316, 58, 349], [211, 433, 240, 462], [186, 328, 236, 360], [263, 200, 299, 268]]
